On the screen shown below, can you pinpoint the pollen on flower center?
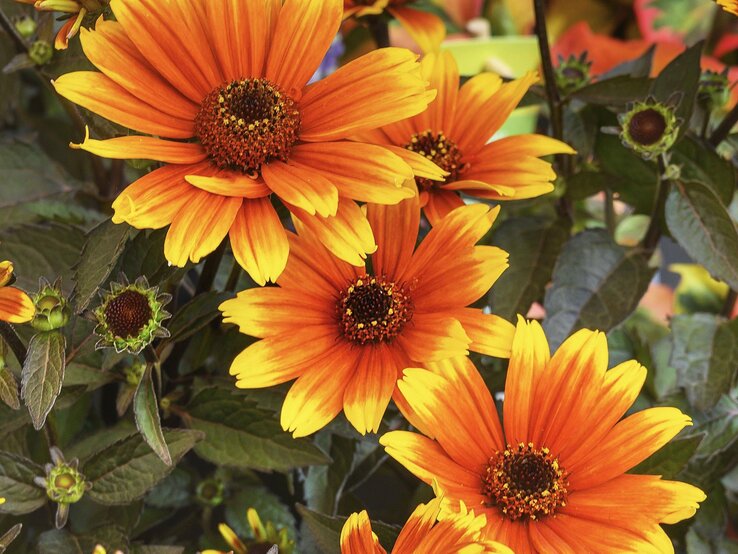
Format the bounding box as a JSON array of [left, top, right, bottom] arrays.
[[337, 275, 414, 344], [482, 442, 569, 521], [627, 108, 667, 146], [195, 78, 301, 176], [103, 289, 153, 339], [404, 130, 465, 190]]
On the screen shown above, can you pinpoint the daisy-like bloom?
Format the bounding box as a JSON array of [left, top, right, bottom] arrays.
[[16, 0, 107, 50], [353, 51, 575, 224], [220, 196, 514, 437], [341, 495, 512, 554], [717, 0, 738, 16], [0, 261, 34, 324], [381, 318, 706, 553], [53, 0, 440, 285], [343, 0, 446, 53]]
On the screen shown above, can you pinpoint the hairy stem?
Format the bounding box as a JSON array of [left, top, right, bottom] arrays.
[[0, 322, 27, 365]]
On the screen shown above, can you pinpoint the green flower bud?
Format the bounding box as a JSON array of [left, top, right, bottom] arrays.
[[14, 17, 37, 39], [123, 359, 146, 387], [28, 40, 53, 66], [698, 69, 730, 112], [196, 477, 225, 507], [45, 464, 87, 504], [555, 52, 592, 95], [31, 281, 71, 331], [618, 97, 680, 160]]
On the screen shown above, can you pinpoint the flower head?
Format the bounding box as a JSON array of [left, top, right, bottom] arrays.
[[352, 52, 575, 224], [31, 278, 69, 331], [220, 196, 514, 437], [380, 318, 706, 552], [341, 496, 511, 553], [16, 0, 108, 49], [717, 0, 738, 16], [202, 507, 293, 554], [618, 97, 680, 160], [34, 446, 90, 529], [94, 276, 171, 354], [555, 52, 592, 95], [0, 261, 34, 324], [53, 0, 436, 285]]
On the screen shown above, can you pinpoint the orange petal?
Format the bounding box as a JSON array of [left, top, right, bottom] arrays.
[[289, 142, 416, 204], [0, 287, 35, 324], [229, 197, 289, 285], [73, 133, 207, 164], [300, 48, 435, 141], [265, 0, 342, 96], [452, 308, 515, 359], [366, 195, 420, 279], [78, 19, 198, 120], [396, 312, 469, 362], [53, 72, 195, 139], [262, 160, 338, 217], [423, 188, 465, 226], [163, 190, 242, 266], [414, 51, 459, 133], [343, 344, 399, 435], [387, 6, 446, 54], [185, 169, 271, 199], [383, 144, 448, 181], [289, 198, 376, 267], [340, 511, 387, 554]]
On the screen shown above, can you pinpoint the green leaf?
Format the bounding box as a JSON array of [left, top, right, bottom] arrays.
[[225, 485, 297, 541], [131, 547, 185, 554], [73, 219, 135, 312], [670, 315, 738, 411], [166, 292, 233, 343], [543, 229, 654, 350], [21, 331, 66, 430], [570, 76, 652, 106], [145, 468, 191, 509], [36, 530, 83, 554], [665, 181, 738, 291], [297, 505, 399, 554], [671, 136, 735, 205], [186, 387, 329, 472], [64, 362, 116, 391], [631, 433, 703, 479], [134, 366, 171, 465], [0, 366, 19, 410], [0, 523, 22, 551], [0, 222, 85, 292], [602, 45, 655, 79], [114, 229, 180, 286], [488, 216, 570, 321], [66, 422, 137, 461], [83, 429, 202, 505], [0, 451, 46, 515]]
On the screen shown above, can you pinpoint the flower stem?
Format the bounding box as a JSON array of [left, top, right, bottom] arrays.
[[641, 156, 670, 255], [195, 241, 227, 295], [0, 322, 27, 365], [367, 15, 390, 48], [708, 100, 738, 147], [225, 260, 242, 292]]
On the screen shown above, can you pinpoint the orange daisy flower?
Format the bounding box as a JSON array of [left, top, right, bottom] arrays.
[[0, 261, 35, 323], [717, 0, 738, 15], [343, 0, 446, 53], [219, 196, 514, 437], [341, 496, 512, 553], [354, 51, 575, 224], [53, 0, 439, 285], [381, 318, 706, 553]]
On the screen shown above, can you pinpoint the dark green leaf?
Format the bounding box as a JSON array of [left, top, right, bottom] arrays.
[[0, 451, 46, 515], [134, 366, 171, 465], [225, 485, 296, 541], [64, 362, 115, 390], [0, 33, 21, 123], [570, 76, 652, 106], [187, 387, 329, 472], [83, 429, 202, 505], [145, 468, 191, 509], [66, 423, 137, 461], [114, 229, 180, 286], [304, 433, 362, 514], [672, 136, 735, 205], [21, 330, 66, 430], [73, 219, 134, 312], [670, 315, 738, 411], [488, 216, 570, 321], [564, 170, 607, 201], [665, 181, 738, 290], [166, 292, 233, 343], [36, 530, 83, 554], [543, 229, 654, 350], [0, 366, 19, 410], [601, 45, 655, 79], [131, 547, 185, 554], [631, 433, 703, 479]]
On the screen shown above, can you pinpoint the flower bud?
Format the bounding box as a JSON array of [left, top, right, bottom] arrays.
[[196, 477, 225, 507], [698, 69, 730, 112], [31, 281, 71, 331], [618, 97, 680, 160], [14, 16, 37, 39], [554, 53, 592, 95], [28, 40, 53, 65]]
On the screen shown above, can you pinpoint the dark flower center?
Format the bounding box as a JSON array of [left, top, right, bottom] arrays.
[[195, 78, 301, 176], [482, 442, 569, 521], [627, 108, 667, 146], [404, 130, 465, 190], [337, 275, 414, 344], [104, 289, 153, 339]]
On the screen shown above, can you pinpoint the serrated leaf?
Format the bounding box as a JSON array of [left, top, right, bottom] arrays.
[[166, 292, 233, 343], [631, 433, 703, 479], [134, 366, 171, 465], [83, 429, 202, 505], [665, 181, 738, 291], [543, 229, 654, 350], [670, 315, 738, 411], [297, 505, 399, 554], [0, 366, 19, 410], [0, 451, 46, 514], [21, 331, 66, 430], [186, 387, 329, 472], [0, 523, 22, 551], [66, 423, 137, 461], [73, 218, 134, 312], [488, 216, 570, 321]]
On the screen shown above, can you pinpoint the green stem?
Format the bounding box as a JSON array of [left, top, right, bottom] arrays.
[[0, 322, 27, 365], [604, 188, 616, 236], [195, 241, 226, 295], [708, 100, 738, 147], [641, 157, 670, 255], [367, 15, 390, 48], [225, 260, 242, 292]]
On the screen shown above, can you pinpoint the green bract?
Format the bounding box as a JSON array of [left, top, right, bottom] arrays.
[[31, 280, 71, 332]]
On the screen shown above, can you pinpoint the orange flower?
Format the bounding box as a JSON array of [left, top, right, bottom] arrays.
[[343, 0, 446, 53], [381, 318, 706, 553], [341, 496, 512, 553], [0, 262, 35, 323], [53, 0, 437, 285], [219, 196, 514, 437], [717, 0, 738, 15], [353, 51, 575, 224]]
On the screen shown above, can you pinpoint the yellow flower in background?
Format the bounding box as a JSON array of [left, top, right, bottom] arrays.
[[381, 318, 705, 552], [343, 0, 446, 53], [670, 263, 730, 315], [202, 508, 293, 554], [341, 495, 512, 553], [16, 0, 107, 49], [220, 197, 514, 437], [353, 51, 575, 224], [53, 0, 437, 285], [717, 0, 738, 16], [0, 261, 35, 324]]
